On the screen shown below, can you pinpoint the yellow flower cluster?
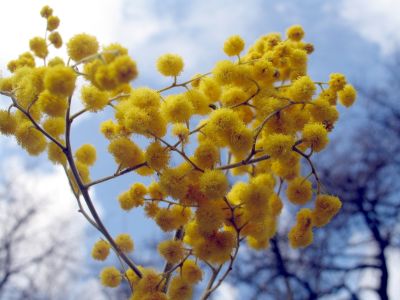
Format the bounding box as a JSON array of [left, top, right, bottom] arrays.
[[0, 6, 355, 299]]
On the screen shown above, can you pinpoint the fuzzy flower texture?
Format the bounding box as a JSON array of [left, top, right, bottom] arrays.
[[0, 7, 356, 300]]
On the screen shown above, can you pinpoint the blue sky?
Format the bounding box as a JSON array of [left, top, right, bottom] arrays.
[[1, 0, 399, 298]]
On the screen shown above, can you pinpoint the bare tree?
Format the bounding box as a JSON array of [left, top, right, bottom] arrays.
[[230, 54, 400, 300], [0, 160, 112, 300]]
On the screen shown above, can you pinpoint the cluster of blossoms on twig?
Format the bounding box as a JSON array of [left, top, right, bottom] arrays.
[[0, 5, 356, 300]]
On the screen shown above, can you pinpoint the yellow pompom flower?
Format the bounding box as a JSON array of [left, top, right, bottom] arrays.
[[75, 144, 97, 166], [156, 53, 184, 77], [312, 194, 342, 227], [44, 66, 77, 97], [129, 87, 160, 110], [168, 276, 193, 300], [100, 119, 118, 139], [115, 233, 134, 253], [40, 5, 53, 18], [118, 191, 135, 211], [328, 73, 347, 92], [223, 35, 245, 56], [172, 123, 190, 143], [148, 181, 165, 200], [0, 110, 17, 135], [268, 193, 283, 217], [193, 141, 220, 170], [338, 84, 356, 107], [145, 141, 170, 171], [199, 169, 229, 199], [76, 161, 91, 184], [155, 208, 181, 232], [288, 208, 314, 248], [286, 25, 305, 41], [81, 85, 109, 112], [48, 32, 63, 48], [144, 201, 160, 218], [286, 177, 313, 205], [161, 94, 194, 123], [42, 117, 65, 137], [100, 266, 121, 288], [47, 56, 65, 67], [47, 15, 60, 31], [158, 240, 185, 264], [263, 133, 295, 159], [185, 89, 211, 115], [15, 123, 47, 156], [199, 76, 221, 102], [47, 141, 67, 165], [102, 43, 128, 63], [159, 167, 190, 200], [302, 122, 329, 152], [67, 33, 99, 61], [229, 126, 253, 156], [288, 75, 316, 102], [129, 183, 147, 204], [108, 137, 144, 168], [220, 87, 248, 107], [181, 259, 203, 284], [111, 55, 138, 84], [29, 37, 48, 59], [91, 240, 111, 261], [195, 201, 226, 235]]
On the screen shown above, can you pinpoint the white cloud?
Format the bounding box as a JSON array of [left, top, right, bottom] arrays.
[[215, 282, 239, 300], [0, 155, 106, 299], [339, 0, 400, 55]]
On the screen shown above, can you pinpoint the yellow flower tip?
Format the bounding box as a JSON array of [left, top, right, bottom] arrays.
[[44, 66, 77, 97], [302, 122, 329, 152], [313, 194, 342, 227], [29, 37, 48, 59], [155, 208, 180, 232], [118, 191, 135, 211], [75, 144, 97, 166], [108, 137, 144, 168], [156, 53, 184, 77], [223, 35, 245, 56], [48, 32, 63, 48], [338, 84, 356, 107], [115, 233, 135, 253], [145, 141, 170, 171], [40, 5, 53, 18], [182, 259, 203, 284], [288, 75, 316, 102], [48, 56, 65, 67], [100, 266, 122, 288], [158, 240, 185, 264], [172, 123, 190, 143], [168, 276, 193, 300], [81, 85, 109, 112], [161, 94, 194, 123], [111, 55, 138, 84], [286, 177, 313, 205], [263, 133, 295, 159], [199, 169, 229, 199], [91, 240, 111, 261], [67, 33, 99, 62], [329, 73, 347, 92], [129, 87, 161, 110], [193, 141, 220, 170], [47, 15, 60, 31], [286, 25, 305, 41], [102, 43, 128, 63], [43, 117, 65, 137], [0, 110, 17, 136]]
